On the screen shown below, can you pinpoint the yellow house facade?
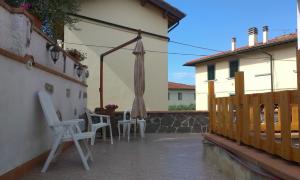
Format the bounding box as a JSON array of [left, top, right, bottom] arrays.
[[64, 0, 185, 111], [185, 27, 297, 111]]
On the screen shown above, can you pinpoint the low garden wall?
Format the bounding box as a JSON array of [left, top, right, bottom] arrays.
[[107, 111, 208, 135], [0, 4, 88, 176]]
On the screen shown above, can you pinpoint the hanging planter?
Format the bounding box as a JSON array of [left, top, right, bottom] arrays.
[[66, 48, 87, 62]]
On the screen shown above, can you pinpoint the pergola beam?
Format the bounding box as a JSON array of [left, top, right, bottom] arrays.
[[99, 32, 142, 109]]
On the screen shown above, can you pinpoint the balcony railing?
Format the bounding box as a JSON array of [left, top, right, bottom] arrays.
[[208, 72, 300, 163]]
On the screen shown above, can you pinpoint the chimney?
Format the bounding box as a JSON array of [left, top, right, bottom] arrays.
[[263, 26, 269, 44], [248, 27, 258, 46], [231, 37, 236, 51]]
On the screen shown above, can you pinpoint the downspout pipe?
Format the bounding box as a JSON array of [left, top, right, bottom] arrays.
[[258, 50, 274, 92]]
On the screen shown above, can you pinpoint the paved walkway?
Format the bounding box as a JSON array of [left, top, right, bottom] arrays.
[[23, 134, 225, 180]]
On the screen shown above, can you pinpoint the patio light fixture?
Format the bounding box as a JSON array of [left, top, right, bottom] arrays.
[[85, 69, 89, 78], [46, 42, 60, 64], [74, 64, 83, 77]]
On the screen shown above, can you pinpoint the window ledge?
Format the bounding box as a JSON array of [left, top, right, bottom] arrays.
[[204, 79, 218, 82], [227, 77, 234, 80]]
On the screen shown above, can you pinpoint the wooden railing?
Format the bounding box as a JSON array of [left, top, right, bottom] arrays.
[[208, 72, 300, 163]]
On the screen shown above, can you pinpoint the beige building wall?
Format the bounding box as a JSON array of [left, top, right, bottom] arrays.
[[195, 43, 297, 111], [64, 0, 169, 111], [168, 90, 195, 106]]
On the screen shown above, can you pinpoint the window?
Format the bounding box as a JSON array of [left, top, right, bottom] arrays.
[[168, 92, 170, 100], [194, 92, 196, 100], [207, 64, 215, 80], [178, 92, 182, 100], [229, 60, 239, 78]]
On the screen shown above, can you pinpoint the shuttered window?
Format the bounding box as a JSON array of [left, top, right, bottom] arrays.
[[178, 92, 182, 100], [207, 64, 215, 80], [229, 60, 239, 78]]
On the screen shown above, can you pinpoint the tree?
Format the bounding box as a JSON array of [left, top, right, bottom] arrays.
[[5, 0, 80, 40]]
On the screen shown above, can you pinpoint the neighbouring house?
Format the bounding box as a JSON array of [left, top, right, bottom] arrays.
[[184, 27, 297, 111], [168, 82, 195, 107], [64, 0, 185, 111]]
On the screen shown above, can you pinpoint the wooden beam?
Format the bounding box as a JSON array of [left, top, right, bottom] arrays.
[[235, 72, 245, 144], [99, 33, 141, 109]]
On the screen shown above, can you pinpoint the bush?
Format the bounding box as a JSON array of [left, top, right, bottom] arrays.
[[168, 104, 196, 111], [5, 0, 80, 40]]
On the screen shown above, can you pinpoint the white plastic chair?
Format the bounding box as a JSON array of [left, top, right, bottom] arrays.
[[117, 110, 146, 141], [85, 109, 113, 145], [38, 91, 94, 172], [117, 110, 132, 140], [131, 119, 146, 139]]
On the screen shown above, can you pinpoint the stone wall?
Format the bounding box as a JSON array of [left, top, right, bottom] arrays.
[[108, 111, 208, 135], [145, 111, 208, 133]]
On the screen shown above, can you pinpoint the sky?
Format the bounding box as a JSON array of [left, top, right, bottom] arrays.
[[166, 0, 297, 85]]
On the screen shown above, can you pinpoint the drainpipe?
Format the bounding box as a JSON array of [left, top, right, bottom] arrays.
[[258, 50, 274, 92]]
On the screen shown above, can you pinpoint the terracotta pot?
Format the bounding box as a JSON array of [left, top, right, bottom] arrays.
[[33, 16, 42, 29]]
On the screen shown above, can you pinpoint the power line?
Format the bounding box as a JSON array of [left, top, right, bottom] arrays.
[[64, 42, 208, 57], [169, 40, 223, 52]]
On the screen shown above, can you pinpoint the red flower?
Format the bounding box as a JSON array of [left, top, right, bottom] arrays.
[[105, 104, 118, 109], [20, 3, 32, 10]]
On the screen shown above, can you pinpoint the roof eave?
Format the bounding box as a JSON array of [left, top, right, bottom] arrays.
[[146, 0, 186, 28], [184, 38, 297, 67]]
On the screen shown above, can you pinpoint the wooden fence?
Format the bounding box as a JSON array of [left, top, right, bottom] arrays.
[[208, 72, 300, 163]]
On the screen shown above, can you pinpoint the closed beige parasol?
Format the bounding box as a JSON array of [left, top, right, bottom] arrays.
[[131, 39, 147, 119]]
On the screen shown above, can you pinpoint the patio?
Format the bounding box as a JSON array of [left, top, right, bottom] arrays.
[[22, 134, 225, 180]]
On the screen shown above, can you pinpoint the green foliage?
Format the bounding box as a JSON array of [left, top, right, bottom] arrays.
[[168, 104, 196, 111], [5, 0, 80, 40]]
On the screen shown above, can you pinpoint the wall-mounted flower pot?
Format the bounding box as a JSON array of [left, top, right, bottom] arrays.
[[33, 16, 42, 29]]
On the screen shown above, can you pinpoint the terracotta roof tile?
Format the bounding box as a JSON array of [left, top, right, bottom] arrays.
[[184, 33, 297, 66], [168, 82, 195, 90]]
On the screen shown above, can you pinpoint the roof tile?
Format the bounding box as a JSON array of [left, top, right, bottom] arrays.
[[168, 82, 195, 90], [184, 33, 297, 66]]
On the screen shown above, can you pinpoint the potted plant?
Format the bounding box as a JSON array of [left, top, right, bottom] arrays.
[[5, 0, 80, 40], [19, 2, 42, 28], [94, 104, 118, 116], [105, 104, 119, 113], [66, 48, 87, 62]]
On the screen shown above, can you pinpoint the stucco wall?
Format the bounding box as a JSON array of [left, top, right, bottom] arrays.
[[0, 6, 87, 175], [195, 43, 297, 111], [64, 0, 168, 111], [168, 90, 195, 106]]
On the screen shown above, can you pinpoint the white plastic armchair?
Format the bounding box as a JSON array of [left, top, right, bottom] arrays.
[[38, 91, 94, 172], [85, 109, 113, 145]]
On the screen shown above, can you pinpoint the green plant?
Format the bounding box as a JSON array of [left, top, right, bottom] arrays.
[[5, 0, 80, 40], [168, 104, 196, 111], [66, 48, 87, 61]]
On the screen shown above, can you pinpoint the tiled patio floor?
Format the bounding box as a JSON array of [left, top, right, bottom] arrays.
[[23, 134, 225, 180]]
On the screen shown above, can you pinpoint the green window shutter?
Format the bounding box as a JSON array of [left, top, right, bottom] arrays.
[[207, 64, 215, 80], [178, 92, 182, 100], [229, 60, 239, 78]]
